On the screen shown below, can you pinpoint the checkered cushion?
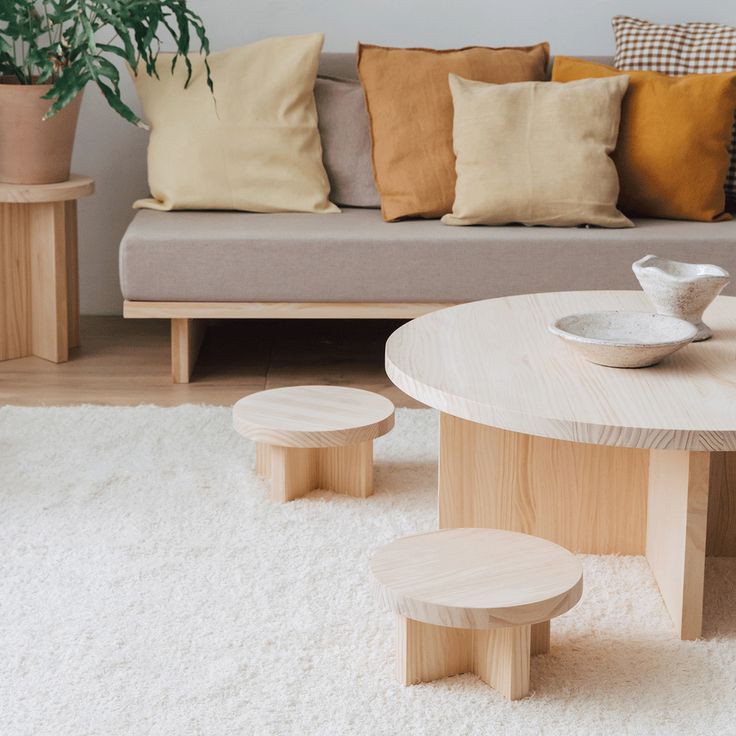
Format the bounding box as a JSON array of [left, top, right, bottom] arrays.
[[612, 15, 736, 200]]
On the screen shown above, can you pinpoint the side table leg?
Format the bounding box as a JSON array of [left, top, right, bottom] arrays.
[[530, 620, 550, 655], [646, 449, 710, 640], [255, 443, 271, 479], [30, 201, 68, 363], [65, 201, 80, 349], [0, 203, 31, 361], [319, 441, 373, 498], [396, 615, 471, 686], [473, 625, 531, 700], [269, 446, 319, 503]]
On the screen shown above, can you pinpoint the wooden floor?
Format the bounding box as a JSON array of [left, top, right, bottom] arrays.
[[0, 317, 422, 407]]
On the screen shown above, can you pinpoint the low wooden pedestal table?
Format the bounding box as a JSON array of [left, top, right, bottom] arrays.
[[233, 386, 395, 502], [0, 175, 94, 363], [370, 528, 583, 700], [385, 291, 736, 640]]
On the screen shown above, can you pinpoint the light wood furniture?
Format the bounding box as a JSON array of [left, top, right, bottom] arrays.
[[124, 300, 455, 384], [385, 290, 736, 640], [0, 174, 94, 363], [370, 528, 583, 700], [233, 385, 395, 502]]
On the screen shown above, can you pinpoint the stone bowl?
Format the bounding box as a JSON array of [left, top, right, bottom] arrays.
[[548, 311, 698, 368]]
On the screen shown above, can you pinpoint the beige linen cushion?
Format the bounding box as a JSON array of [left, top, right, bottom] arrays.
[[442, 74, 633, 228], [133, 34, 338, 213]]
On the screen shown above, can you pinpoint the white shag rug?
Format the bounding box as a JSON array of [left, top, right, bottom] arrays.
[[2, 405, 736, 736]]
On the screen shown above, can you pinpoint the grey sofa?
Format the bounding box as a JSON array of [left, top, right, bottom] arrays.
[[120, 53, 736, 382]]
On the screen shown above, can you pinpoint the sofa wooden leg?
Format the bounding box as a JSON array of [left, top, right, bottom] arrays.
[[171, 318, 206, 384]]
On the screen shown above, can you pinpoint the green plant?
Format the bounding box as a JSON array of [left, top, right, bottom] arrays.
[[0, 0, 212, 126]]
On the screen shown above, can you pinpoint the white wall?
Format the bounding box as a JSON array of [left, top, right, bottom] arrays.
[[72, 0, 736, 314]]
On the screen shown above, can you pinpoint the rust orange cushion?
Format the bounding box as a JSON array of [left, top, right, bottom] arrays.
[[552, 56, 736, 222], [358, 43, 549, 221]]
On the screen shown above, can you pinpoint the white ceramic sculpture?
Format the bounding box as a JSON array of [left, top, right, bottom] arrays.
[[548, 311, 697, 368], [632, 255, 730, 341]]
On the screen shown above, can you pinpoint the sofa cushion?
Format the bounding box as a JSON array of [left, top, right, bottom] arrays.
[[442, 74, 631, 228], [553, 57, 736, 222], [120, 209, 736, 303], [612, 15, 736, 202], [357, 42, 550, 221], [132, 34, 338, 214], [315, 76, 380, 208]]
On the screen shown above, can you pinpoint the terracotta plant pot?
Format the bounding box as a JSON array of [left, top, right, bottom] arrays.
[[0, 79, 83, 185]]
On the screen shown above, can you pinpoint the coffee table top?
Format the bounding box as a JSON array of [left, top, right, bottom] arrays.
[[385, 291, 736, 451], [370, 528, 583, 629], [232, 385, 395, 448]]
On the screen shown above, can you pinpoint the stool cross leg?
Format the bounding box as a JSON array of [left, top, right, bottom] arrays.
[[256, 441, 373, 502], [397, 616, 551, 700], [371, 529, 583, 701]]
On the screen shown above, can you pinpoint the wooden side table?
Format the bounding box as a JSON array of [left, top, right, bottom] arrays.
[[233, 385, 395, 502], [0, 175, 94, 363], [370, 528, 583, 700]]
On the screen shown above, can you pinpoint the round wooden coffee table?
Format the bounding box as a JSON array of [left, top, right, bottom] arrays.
[[371, 528, 583, 699], [233, 386, 395, 502], [385, 291, 736, 640]]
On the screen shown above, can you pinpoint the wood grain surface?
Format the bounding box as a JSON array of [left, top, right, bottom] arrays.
[[0, 174, 94, 203], [386, 291, 736, 451], [371, 528, 583, 630], [233, 386, 395, 448], [438, 413, 649, 554]]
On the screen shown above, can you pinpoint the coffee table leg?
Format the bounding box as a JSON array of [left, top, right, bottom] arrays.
[[437, 412, 648, 554], [646, 449, 710, 640]]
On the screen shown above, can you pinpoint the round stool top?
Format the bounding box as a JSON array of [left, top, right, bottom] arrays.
[[233, 386, 395, 448], [370, 529, 583, 629]]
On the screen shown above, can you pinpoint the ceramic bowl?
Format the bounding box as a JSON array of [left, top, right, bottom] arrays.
[[548, 311, 698, 368], [632, 255, 730, 341]]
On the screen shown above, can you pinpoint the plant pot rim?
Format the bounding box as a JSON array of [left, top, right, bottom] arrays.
[[0, 76, 53, 89]]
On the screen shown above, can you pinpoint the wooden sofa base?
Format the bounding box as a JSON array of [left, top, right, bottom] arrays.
[[123, 300, 455, 383]]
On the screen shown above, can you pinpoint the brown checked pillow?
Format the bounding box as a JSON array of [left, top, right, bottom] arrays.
[[357, 42, 549, 221], [612, 15, 736, 204]]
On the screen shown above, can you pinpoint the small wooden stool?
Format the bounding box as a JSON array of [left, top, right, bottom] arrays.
[[233, 386, 395, 502], [370, 528, 583, 700]]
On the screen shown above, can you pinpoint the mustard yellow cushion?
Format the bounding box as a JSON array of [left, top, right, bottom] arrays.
[[442, 74, 632, 228], [552, 57, 736, 222], [133, 34, 338, 214]]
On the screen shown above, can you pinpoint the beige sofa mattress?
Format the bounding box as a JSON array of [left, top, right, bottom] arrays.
[[119, 208, 736, 302]]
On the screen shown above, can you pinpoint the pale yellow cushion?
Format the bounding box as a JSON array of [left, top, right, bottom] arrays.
[[133, 34, 338, 213], [442, 74, 633, 228]]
